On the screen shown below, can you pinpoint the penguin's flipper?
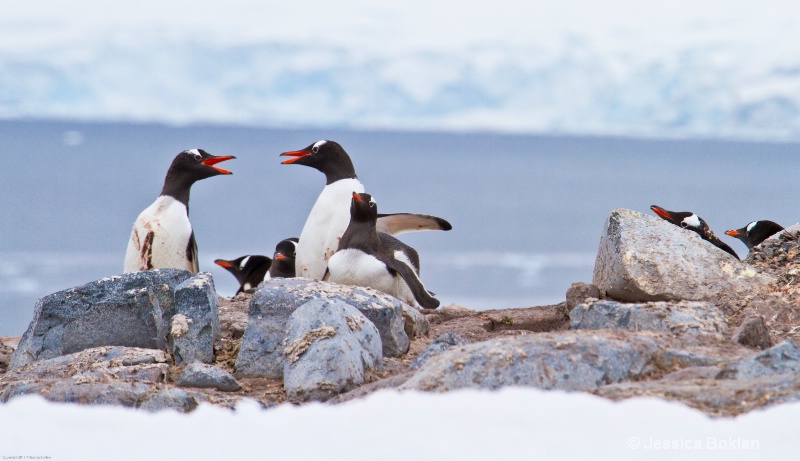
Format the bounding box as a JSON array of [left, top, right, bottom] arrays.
[[322, 267, 331, 282], [384, 256, 440, 309], [376, 213, 452, 236], [187, 231, 199, 273]]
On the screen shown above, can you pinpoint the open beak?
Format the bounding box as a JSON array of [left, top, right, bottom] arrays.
[[650, 205, 674, 222], [725, 230, 741, 237], [280, 150, 310, 164], [202, 155, 236, 175], [214, 259, 234, 268]]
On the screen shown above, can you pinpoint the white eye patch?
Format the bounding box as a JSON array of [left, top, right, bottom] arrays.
[[682, 214, 701, 228], [313, 140, 327, 150], [746, 221, 758, 233], [187, 148, 201, 156], [240, 256, 251, 269]]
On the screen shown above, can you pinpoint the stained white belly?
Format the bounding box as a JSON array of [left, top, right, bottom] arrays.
[[296, 178, 364, 279], [327, 249, 416, 306], [124, 196, 194, 273]]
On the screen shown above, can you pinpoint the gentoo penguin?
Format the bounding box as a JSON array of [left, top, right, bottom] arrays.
[[725, 220, 785, 250], [269, 237, 299, 278], [124, 149, 235, 273], [650, 205, 739, 260], [280, 140, 451, 279], [326, 192, 440, 309], [214, 238, 298, 294], [214, 255, 271, 295]]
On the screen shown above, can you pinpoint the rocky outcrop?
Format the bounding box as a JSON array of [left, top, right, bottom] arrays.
[[283, 299, 383, 402], [235, 278, 409, 378], [570, 299, 727, 338], [8, 270, 219, 369], [732, 315, 773, 349], [1, 346, 201, 412], [593, 208, 774, 302], [409, 332, 468, 371]]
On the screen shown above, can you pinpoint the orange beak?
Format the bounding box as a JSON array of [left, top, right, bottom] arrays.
[[201, 155, 236, 175], [725, 230, 741, 237], [275, 253, 286, 261], [352, 192, 363, 202], [280, 151, 310, 164], [214, 259, 234, 268], [650, 205, 672, 221]]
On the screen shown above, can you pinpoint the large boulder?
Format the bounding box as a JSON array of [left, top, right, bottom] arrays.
[[282, 299, 383, 402], [235, 278, 408, 378], [9, 269, 195, 369], [593, 208, 774, 302], [403, 331, 661, 392], [570, 299, 727, 338]]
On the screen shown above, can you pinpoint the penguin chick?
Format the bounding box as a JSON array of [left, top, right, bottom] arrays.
[[326, 192, 440, 309], [124, 149, 235, 273], [650, 205, 739, 260]]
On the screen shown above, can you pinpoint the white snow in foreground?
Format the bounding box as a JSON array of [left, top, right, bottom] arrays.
[[0, 388, 795, 460], [2, 1, 800, 140]]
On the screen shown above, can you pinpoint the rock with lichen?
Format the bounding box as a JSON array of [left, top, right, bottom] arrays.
[[282, 298, 382, 402], [235, 278, 408, 379]]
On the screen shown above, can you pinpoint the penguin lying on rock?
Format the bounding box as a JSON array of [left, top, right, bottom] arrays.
[[650, 205, 739, 260], [280, 140, 451, 280], [725, 221, 785, 250], [124, 149, 235, 273], [325, 192, 440, 309], [214, 238, 299, 295]]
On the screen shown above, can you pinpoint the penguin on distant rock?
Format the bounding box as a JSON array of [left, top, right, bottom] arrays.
[[325, 192, 440, 309], [650, 205, 739, 260], [124, 149, 235, 273], [214, 255, 271, 295], [280, 140, 451, 280], [725, 220, 785, 250]]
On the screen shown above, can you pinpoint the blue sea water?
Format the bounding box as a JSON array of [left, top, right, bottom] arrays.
[[1, 119, 799, 336]]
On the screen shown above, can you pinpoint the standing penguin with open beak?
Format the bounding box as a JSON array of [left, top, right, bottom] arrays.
[[124, 149, 235, 273]]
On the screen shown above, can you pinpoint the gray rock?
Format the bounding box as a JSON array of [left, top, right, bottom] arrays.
[[177, 362, 241, 392], [402, 331, 662, 392], [732, 315, 773, 349], [566, 282, 601, 311], [170, 273, 220, 364], [592, 208, 774, 302], [283, 299, 383, 402], [139, 388, 199, 412], [236, 278, 407, 378], [3, 346, 170, 382], [410, 332, 469, 370], [718, 340, 800, 379], [10, 269, 193, 368], [570, 299, 727, 338], [402, 305, 430, 338]]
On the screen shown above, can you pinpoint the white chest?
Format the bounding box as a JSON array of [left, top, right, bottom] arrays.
[[124, 196, 194, 272], [327, 248, 416, 306], [297, 178, 365, 279]]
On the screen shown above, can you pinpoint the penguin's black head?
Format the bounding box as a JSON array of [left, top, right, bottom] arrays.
[[280, 140, 357, 185], [350, 192, 378, 222], [725, 220, 784, 249], [170, 149, 235, 178], [162, 149, 236, 203], [650, 205, 705, 232], [214, 255, 271, 294], [273, 238, 299, 262]]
